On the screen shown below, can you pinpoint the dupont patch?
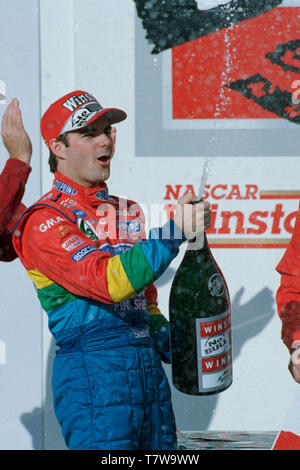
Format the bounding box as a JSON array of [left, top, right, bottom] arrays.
[[72, 245, 97, 262], [54, 180, 77, 195]]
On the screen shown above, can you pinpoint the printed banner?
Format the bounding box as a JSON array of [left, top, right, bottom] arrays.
[[163, 183, 300, 248]]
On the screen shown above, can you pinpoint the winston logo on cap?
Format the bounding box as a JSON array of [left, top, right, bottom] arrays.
[[62, 92, 98, 112]]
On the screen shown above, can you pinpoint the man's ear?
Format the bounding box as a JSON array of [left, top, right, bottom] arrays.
[[111, 127, 117, 157], [49, 139, 66, 159], [111, 126, 117, 145]]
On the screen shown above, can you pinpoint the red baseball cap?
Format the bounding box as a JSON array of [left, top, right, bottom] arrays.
[[41, 90, 127, 148]]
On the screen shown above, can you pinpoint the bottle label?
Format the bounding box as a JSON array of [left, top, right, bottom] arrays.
[[195, 311, 232, 393]]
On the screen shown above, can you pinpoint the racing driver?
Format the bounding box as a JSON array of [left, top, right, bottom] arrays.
[[12, 90, 211, 450]]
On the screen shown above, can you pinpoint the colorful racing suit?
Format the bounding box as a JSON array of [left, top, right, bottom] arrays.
[[276, 205, 300, 351], [13, 172, 185, 450]]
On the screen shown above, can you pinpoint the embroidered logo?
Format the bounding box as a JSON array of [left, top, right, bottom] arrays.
[[54, 180, 77, 196], [72, 245, 97, 262], [61, 235, 85, 252]]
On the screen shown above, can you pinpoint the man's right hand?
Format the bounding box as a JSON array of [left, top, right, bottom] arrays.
[[289, 342, 300, 383], [174, 192, 211, 240], [1, 98, 32, 165]]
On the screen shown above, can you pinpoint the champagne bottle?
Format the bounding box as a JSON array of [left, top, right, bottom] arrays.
[[169, 230, 232, 395]]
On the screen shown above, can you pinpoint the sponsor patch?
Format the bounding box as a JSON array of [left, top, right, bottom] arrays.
[[61, 101, 103, 133], [71, 245, 97, 262], [39, 216, 66, 232], [61, 235, 85, 252], [73, 209, 87, 219], [77, 219, 99, 241], [71, 102, 101, 128], [54, 180, 77, 196], [57, 225, 70, 238], [95, 189, 109, 201], [60, 198, 77, 209]]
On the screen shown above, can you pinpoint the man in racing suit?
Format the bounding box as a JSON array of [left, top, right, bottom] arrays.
[[12, 90, 211, 450]]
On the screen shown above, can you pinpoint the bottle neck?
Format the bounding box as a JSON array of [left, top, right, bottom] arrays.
[[187, 232, 209, 252]]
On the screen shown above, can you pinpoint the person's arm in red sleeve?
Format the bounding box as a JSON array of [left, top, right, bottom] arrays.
[[0, 159, 31, 261], [276, 251, 300, 352], [276, 206, 300, 382], [0, 159, 31, 232], [0, 98, 32, 261], [276, 207, 300, 351]]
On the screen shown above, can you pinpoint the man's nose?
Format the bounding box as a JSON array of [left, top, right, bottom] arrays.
[[95, 132, 112, 147]]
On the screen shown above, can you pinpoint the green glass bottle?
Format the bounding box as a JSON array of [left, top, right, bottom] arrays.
[[169, 233, 232, 395]]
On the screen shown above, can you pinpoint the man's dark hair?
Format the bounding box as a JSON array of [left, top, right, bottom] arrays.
[[48, 133, 69, 173]]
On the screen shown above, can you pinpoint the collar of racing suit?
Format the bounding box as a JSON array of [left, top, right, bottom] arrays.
[[53, 171, 109, 207]]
